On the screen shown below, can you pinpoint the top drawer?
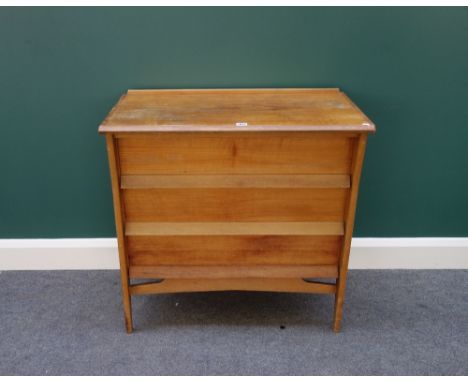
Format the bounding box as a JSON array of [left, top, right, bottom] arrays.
[[117, 132, 355, 175]]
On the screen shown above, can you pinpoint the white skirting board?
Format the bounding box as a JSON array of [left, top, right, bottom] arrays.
[[0, 238, 467, 270]]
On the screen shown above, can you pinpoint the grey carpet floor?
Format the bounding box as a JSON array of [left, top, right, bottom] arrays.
[[0, 270, 466, 375]]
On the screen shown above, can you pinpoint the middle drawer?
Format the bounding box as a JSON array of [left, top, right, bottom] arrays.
[[122, 188, 348, 222]]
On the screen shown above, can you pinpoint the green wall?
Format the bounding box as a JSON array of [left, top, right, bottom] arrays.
[[1, 7, 468, 238]]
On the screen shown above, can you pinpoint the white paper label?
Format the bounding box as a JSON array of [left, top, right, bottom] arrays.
[[236, 122, 248, 127]]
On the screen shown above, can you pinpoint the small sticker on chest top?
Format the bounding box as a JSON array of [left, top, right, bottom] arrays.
[[236, 122, 248, 127]]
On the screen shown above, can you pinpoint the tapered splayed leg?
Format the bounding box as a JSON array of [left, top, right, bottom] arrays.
[[332, 285, 344, 332], [122, 285, 133, 333]]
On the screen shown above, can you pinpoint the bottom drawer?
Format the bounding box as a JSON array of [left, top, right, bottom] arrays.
[[127, 235, 341, 267]]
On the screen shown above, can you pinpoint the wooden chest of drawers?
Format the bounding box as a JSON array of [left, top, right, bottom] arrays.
[[99, 88, 375, 332]]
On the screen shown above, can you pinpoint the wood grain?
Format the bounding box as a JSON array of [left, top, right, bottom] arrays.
[[125, 222, 344, 236], [127, 235, 341, 266], [123, 188, 348, 222], [121, 174, 350, 189], [130, 278, 336, 295], [118, 133, 354, 175], [129, 265, 338, 279], [105, 134, 133, 333], [333, 133, 368, 333], [99, 88, 375, 133]]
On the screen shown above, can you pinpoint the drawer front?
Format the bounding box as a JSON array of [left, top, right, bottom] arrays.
[[117, 132, 355, 175], [127, 235, 341, 267], [123, 188, 347, 222]]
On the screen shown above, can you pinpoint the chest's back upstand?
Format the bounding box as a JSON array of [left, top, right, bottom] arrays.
[[99, 88, 375, 333]]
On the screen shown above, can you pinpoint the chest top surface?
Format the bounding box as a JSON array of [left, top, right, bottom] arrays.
[[99, 88, 375, 133]]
